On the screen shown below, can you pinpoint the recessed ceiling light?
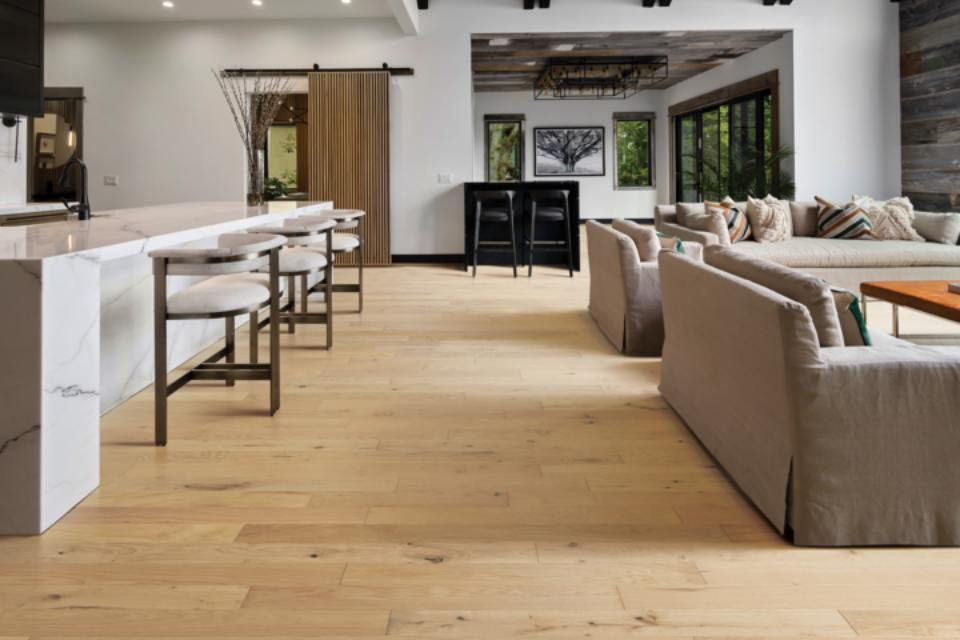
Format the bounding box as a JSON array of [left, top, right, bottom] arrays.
[[252, 0, 263, 5], [342, 0, 351, 4], [664, 31, 686, 37], [489, 38, 511, 47], [552, 44, 576, 52], [161, 0, 174, 7]]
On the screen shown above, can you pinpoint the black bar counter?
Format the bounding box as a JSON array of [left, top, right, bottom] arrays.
[[463, 181, 581, 272]]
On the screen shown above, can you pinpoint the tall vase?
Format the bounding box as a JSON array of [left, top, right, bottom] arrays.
[[247, 149, 265, 207]]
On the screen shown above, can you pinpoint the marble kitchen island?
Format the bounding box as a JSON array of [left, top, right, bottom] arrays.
[[0, 200, 332, 535]]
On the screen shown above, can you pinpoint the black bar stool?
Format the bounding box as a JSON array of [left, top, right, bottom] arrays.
[[527, 189, 574, 278], [473, 190, 518, 278]]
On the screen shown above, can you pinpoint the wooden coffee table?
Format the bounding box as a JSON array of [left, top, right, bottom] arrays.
[[860, 280, 960, 338]]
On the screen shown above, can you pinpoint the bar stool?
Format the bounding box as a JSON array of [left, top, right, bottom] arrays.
[[473, 190, 518, 278], [527, 189, 574, 278], [250, 217, 337, 349], [297, 209, 366, 313], [150, 233, 286, 447]]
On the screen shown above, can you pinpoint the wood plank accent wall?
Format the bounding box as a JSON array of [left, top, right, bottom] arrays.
[[900, 0, 960, 212], [308, 71, 391, 265]]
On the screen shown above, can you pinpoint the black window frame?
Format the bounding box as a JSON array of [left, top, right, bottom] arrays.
[[613, 111, 656, 191]]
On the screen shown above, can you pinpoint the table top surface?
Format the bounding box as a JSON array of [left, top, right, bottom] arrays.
[[861, 280, 960, 322], [0, 201, 332, 262]]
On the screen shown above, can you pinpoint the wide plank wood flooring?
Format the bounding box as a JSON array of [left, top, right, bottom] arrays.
[[0, 241, 957, 638]]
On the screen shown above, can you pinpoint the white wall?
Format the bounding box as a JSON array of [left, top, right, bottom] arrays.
[[0, 119, 27, 204], [473, 91, 660, 219], [44, 0, 900, 254]]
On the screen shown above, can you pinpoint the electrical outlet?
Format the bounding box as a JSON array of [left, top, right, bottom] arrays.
[[104, 175, 119, 187], [437, 173, 453, 184]]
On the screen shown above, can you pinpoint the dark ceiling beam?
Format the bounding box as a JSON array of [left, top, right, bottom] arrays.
[[417, 0, 427, 8], [641, 0, 672, 6], [523, 0, 535, 8], [538, 0, 551, 7], [763, 0, 793, 4]]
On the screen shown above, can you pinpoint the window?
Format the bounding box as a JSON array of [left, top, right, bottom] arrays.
[[266, 124, 298, 191], [674, 91, 773, 202], [614, 113, 654, 189], [485, 115, 524, 182]]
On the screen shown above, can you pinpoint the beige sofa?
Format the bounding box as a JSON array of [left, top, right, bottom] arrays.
[[586, 220, 701, 357], [655, 202, 960, 292], [658, 248, 960, 546]]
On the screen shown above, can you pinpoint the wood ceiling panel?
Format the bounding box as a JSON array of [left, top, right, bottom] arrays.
[[471, 30, 787, 92]]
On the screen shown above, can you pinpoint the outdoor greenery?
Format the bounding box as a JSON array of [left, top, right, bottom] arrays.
[[487, 121, 522, 181], [615, 118, 651, 188]]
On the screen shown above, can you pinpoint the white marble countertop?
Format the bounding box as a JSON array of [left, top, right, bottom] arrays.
[[0, 200, 332, 262]]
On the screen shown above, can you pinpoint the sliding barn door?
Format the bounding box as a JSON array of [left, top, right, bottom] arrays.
[[308, 71, 391, 266]]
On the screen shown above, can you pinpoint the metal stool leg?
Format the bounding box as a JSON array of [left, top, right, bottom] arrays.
[[249, 310, 259, 364], [563, 202, 574, 278], [326, 230, 334, 350], [225, 316, 236, 387], [153, 258, 168, 447], [300, 274, 309, 314], [528, 202, 538, 278], [473, 201, 482, 278], [508, 207, 518, 279], [286, 275, 296, 334], [269, 249, 281, 416], [358, 233, 364, 313]]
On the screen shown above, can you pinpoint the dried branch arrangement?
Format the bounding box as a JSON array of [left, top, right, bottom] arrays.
[[212, 68, 292, 204]]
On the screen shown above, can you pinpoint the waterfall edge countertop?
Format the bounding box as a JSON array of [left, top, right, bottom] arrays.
[[0, 200, 333, 261], [0, 199, 332, 536]]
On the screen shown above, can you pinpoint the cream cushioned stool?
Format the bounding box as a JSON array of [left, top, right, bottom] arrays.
[[297, 209, 367, 312], [149, 232, 286, 446], [251, 217, 337, 349]]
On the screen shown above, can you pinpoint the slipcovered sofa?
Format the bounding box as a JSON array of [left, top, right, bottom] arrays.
[[586, 220, 701, 357], [658, 247, 960, 546], [655, 202, 960, 292]]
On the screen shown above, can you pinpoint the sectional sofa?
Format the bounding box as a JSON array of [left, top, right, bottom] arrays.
[[655, 202, 960, 292]]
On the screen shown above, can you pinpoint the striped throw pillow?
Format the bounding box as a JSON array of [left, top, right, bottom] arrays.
[[816, 196, 875, 240], [706, 198, 752, 243], [831, 287, 872, 346]]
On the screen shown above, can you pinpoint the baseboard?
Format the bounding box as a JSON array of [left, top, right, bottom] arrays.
[[392, 254, 464, 264]]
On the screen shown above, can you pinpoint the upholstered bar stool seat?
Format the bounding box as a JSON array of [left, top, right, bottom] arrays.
[[166, 274, 270, 317], [312, 233, 360, 253], [274, 247, 328, 274]]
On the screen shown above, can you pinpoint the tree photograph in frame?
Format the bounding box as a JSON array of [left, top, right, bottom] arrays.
[[534, 127, 605, 177]]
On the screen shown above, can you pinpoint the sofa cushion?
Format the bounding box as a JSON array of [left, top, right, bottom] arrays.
[[914, 211, 960, 245], [790, 202, 819, 237], [729, 236, 960, 269], [746, 195, 793, 243], [707, 198, 752, 243], [676, 202, 705, 227], [705, 245, 844, 347], [612, 219, 660, 262], [855, 195, 925, 242], [816, 196, 875, 240]]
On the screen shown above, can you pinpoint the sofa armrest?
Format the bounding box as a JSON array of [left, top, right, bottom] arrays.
[[792, 344, 960, 545], [658, 221, 721, 247], [586, 221, 636, 352]]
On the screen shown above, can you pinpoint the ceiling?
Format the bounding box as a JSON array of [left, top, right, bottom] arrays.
[[45, 0, 394, 23], [472, 30, 788, 93]]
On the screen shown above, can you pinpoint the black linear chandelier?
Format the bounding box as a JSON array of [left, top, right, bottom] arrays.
[[534, 56, 668, 100]]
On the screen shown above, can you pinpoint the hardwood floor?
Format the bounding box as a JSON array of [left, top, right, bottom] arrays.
[[0, 245, 957, 638]]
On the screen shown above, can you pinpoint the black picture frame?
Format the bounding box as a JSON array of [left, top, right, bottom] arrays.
[[533, 126, 605, 177]]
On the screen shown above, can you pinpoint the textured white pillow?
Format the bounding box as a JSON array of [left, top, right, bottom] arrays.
[[854, 195, 925, 242], [746, 195, 793, 243]]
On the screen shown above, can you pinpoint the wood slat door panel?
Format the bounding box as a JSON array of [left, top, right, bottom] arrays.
[[308, 71, 391, 265]]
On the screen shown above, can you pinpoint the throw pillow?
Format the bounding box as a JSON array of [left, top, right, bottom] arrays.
[[687, 211, 732, 245], [612, 219, 660, 262], [706, 197, 752, 243], [815, 196, 875, 240], [676, 202, 705, 227], [746, 195, 793, 243], [913, 211, 960, 245], [831, 287, 871, 346], [853, 195, 925, 242]]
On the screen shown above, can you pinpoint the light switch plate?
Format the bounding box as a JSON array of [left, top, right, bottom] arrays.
[[437, 173, 453, 184], [104, 175, 120, 187]]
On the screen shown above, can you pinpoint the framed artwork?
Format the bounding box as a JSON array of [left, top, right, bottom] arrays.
[[534, 126, 605, 177], [36, 133, 56, 157]]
